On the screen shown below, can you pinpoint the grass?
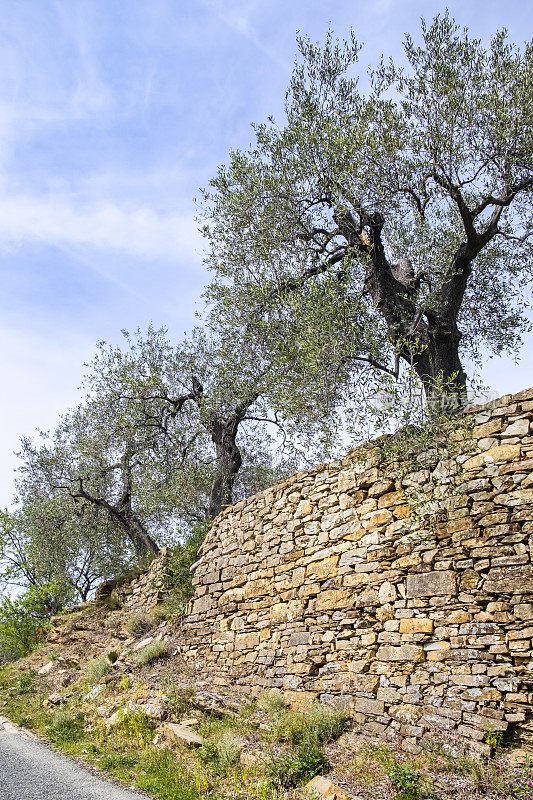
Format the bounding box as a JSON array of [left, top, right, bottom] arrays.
[[2, 657, 532, 800], [48, 709, 85, 745], [133, 639, 168, 665], [126, 613, 154, 637], [85, 655, 111, 683], [444, 751, 485, 786], [137, 750, 205, 800]]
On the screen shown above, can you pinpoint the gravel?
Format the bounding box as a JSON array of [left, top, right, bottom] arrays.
[[0, 717, 147, 800]]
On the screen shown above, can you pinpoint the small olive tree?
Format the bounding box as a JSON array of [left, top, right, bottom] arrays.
[[16, 328, 299, 564]]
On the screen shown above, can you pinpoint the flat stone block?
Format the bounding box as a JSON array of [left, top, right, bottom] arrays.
[[406, 571, 457, 599]]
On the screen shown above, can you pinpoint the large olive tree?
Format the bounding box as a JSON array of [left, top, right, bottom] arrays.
[[201, 15, 532, 414]]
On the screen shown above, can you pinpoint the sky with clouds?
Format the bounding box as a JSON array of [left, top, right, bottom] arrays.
[[0, 0, 531, 507]]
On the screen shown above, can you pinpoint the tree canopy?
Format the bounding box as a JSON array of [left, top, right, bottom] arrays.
[[202, 14, 532, 416], [14, 327, 299, 577]]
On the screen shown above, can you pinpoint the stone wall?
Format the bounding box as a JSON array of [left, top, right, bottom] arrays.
[[182, 387, 533, 754], [114, 548, 172, 613]]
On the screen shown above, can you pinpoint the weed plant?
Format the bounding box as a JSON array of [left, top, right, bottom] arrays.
[[48, 709, 85, 745], [133, 639, 167, 665], [137, 750, 202, 800], [387, 762, 428, 800], [85, 655, 111, 683], [126, 613, 154, 637], [199, 732, 242, 775], [114, 708, 154, 747], [165, 681, 193, 717]]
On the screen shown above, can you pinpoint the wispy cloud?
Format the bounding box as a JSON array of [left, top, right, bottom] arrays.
[[0, 193, 202, 261], [200, 0, 291, 71]]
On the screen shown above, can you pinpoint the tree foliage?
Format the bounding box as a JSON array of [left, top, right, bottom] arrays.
[[14, 327, 298, 575], [201, 15, 532, 418]]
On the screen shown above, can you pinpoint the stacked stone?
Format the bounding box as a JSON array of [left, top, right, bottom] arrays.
[[182, 388, 533, 754], [117, 549, 172, 613]]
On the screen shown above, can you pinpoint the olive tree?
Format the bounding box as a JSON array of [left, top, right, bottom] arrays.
[[0, 501, 130, 602], [17, 327, 298, 564], [201, 15, 532, 416]]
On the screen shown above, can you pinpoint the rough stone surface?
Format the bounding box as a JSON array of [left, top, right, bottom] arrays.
[[155, 388, 533, 753], [159, 722, 204, 747]]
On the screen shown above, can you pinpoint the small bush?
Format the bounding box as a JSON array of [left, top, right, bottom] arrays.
[[151, 604, 169, 625], [199, 732, 241, 775], [165, 681, 193, 717], [134, 639, 167, 665], [85, 655, 111, 683], [266, 742, 330, 788], [271, 702, 346, 747], [294, 739, 331, 782], [259, 689, 287, 716], [483, 725, 504, 752], [48, 709, 85, 744], [265, 750, 302, 788], [217, 732, 242, 770], [388, 762, 427, 800], [126, 613, 154, 637], [15, 673, 34, 694], [107, 650, 118, 664]]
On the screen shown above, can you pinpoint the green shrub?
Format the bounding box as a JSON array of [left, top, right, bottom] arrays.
[[165, 524, 209, 611], [107, 650, 118, 664], [126, 613, 154, 637], [259, 689, 287, 716], [165, 681, 193, 717], [387, 762, 427, 800], [85, 655, 111, 683], [483, 725, 504, 752], [266, 742, 330, 788], [199, 732, 242, 775], [271, 702, 346, 747], [133, 639, 167, 665], [15, 673, 34, 694], [265, 750, 302, 788], [294, 739, 331, 782], [0, 582, 71, 660], [48, 709, 85, 744]]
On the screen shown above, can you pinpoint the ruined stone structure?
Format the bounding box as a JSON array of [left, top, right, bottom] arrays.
[[182, 387, 533, 754]]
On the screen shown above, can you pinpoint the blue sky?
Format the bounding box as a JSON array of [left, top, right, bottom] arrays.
[[0, 0, 531, 506]]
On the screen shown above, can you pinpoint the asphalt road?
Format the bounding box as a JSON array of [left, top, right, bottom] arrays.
[[0, 716, 147, 800]]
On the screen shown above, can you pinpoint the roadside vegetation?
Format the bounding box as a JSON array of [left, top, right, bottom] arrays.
[[1, 642, 531, 800]]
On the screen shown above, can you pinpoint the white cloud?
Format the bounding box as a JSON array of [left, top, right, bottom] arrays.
[[0, 325, 94, 507], [0, 193, 202, 262]]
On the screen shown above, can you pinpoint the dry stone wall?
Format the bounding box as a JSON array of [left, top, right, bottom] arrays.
[[115, 548, 172, 613], [182, 387, 533, 755]]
